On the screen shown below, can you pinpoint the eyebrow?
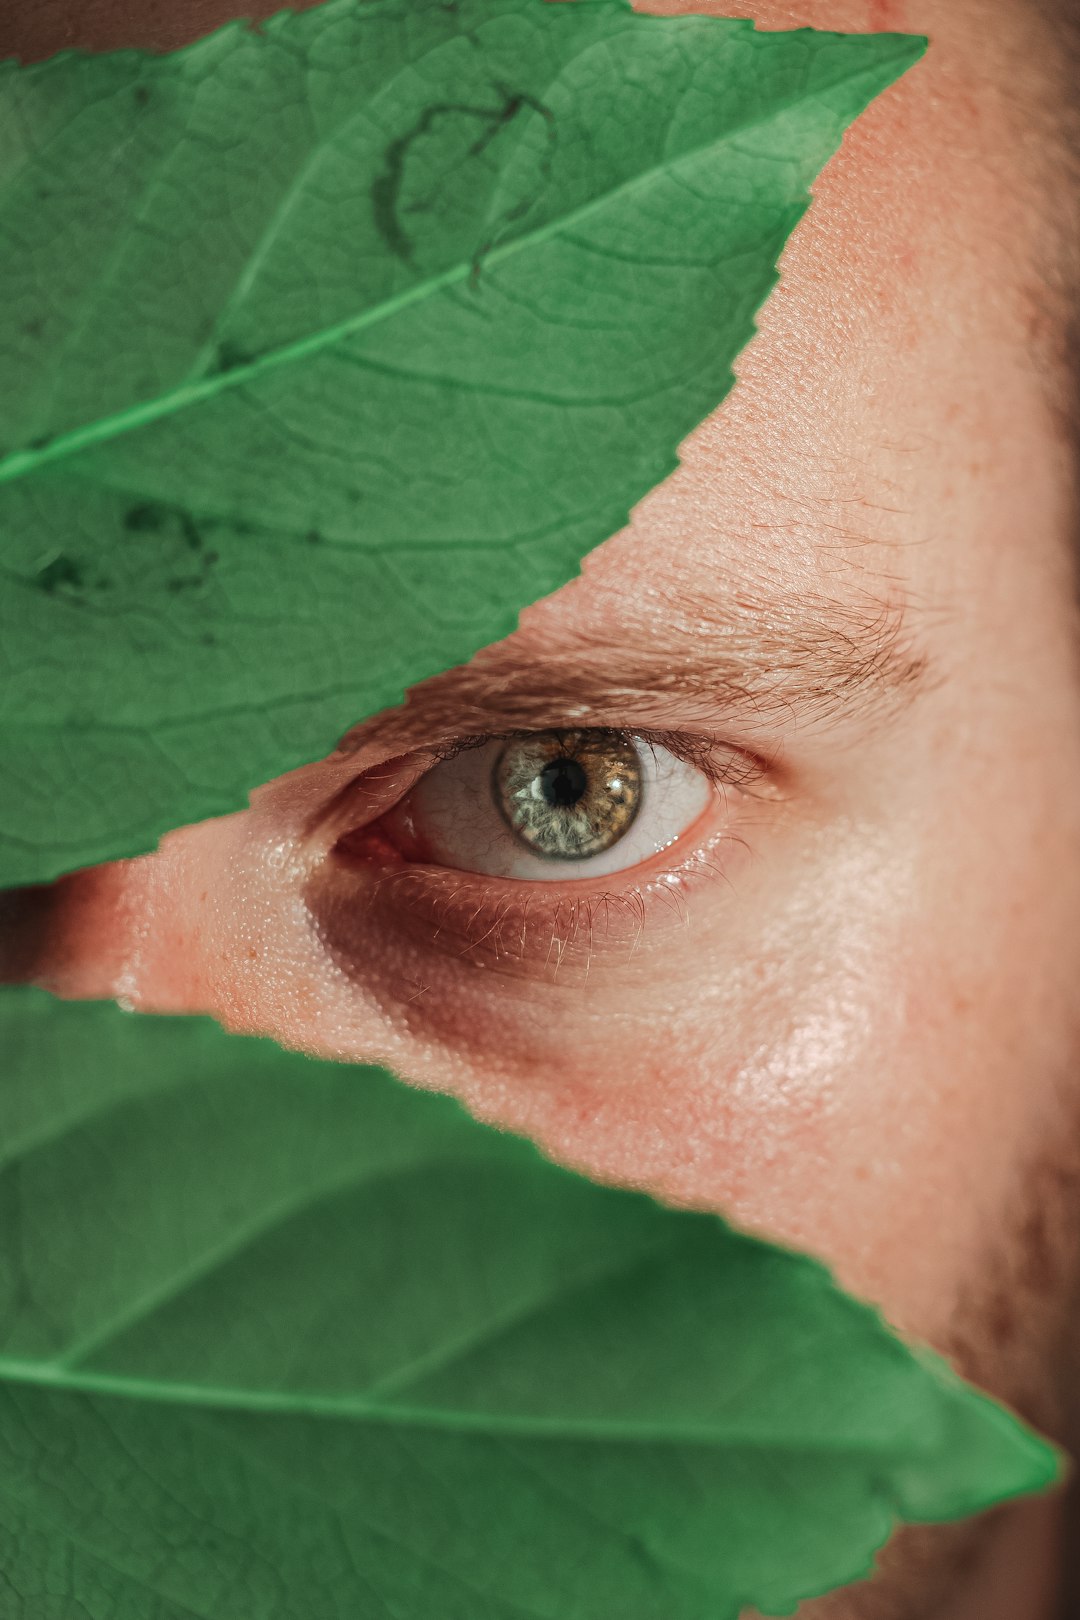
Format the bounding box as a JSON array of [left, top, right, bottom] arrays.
[[345, 573, 930, 753]]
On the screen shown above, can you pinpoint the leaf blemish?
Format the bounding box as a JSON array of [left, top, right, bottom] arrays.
[[123, 502, 206, 557], [179, 512, 203, 552], [123, 502, 167, 533], [214, 339, 255, 374], [35, 554, 84, 595], [372, 90, 539, 265]]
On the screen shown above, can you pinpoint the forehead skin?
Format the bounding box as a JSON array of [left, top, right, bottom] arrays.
[[7, 0, 1080, 1615]]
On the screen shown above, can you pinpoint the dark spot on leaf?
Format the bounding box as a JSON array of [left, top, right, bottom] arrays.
[[133, 85, 151, 107], [123, 502, 209, 563], [28, 434, 52, 452], [372, 91, 535, 265], [214, 339, 254, 373], [178, 512, 203, 552], [124, 502, 167, 533], [372, 136, 416, 262], [36, 555, 84, 594], [305, 529, 322, 545], [201, 632, 217, 647], [22, 317, 44, 340]]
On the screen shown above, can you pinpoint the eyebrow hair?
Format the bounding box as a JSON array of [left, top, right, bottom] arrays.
[[345, 576, 930, 754]]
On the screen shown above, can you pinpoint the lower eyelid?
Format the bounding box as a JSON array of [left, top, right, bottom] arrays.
[[303, 810, 749, 997]]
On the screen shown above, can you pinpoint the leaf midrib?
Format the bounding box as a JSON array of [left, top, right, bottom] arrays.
[[0, 1352, 951, 1456], [0, 43, 916, 490]]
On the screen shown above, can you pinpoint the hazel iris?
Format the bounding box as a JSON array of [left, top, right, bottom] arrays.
[[493, 730, 643, 859]]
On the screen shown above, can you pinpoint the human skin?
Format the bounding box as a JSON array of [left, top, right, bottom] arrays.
[[4, 0, 1080, 1614]]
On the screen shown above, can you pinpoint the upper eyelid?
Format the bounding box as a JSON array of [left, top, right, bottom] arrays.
[[405, 725, 775, 794]]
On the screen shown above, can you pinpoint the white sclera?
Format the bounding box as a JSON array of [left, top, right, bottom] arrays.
[[404, 737, 713, 881]]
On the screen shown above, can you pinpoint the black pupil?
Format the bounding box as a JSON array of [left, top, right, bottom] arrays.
[[538, 757, 588, 810]]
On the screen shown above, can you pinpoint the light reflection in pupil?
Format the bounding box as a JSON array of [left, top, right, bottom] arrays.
[[493, 730, 643, 860]]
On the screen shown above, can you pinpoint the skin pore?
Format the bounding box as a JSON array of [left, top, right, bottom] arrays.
[[5, 0, 1080, 1615]]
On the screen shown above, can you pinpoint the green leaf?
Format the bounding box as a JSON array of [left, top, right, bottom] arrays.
[[0, 987, 1059, 1618], [0, 0, 924, 885]]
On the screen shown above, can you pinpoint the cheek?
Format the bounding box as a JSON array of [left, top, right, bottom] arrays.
[[707, 876, 1080, 1351]]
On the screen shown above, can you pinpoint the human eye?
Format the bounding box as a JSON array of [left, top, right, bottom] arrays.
[[302, 722, 774, 984], [378, 728, 716, 881]]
